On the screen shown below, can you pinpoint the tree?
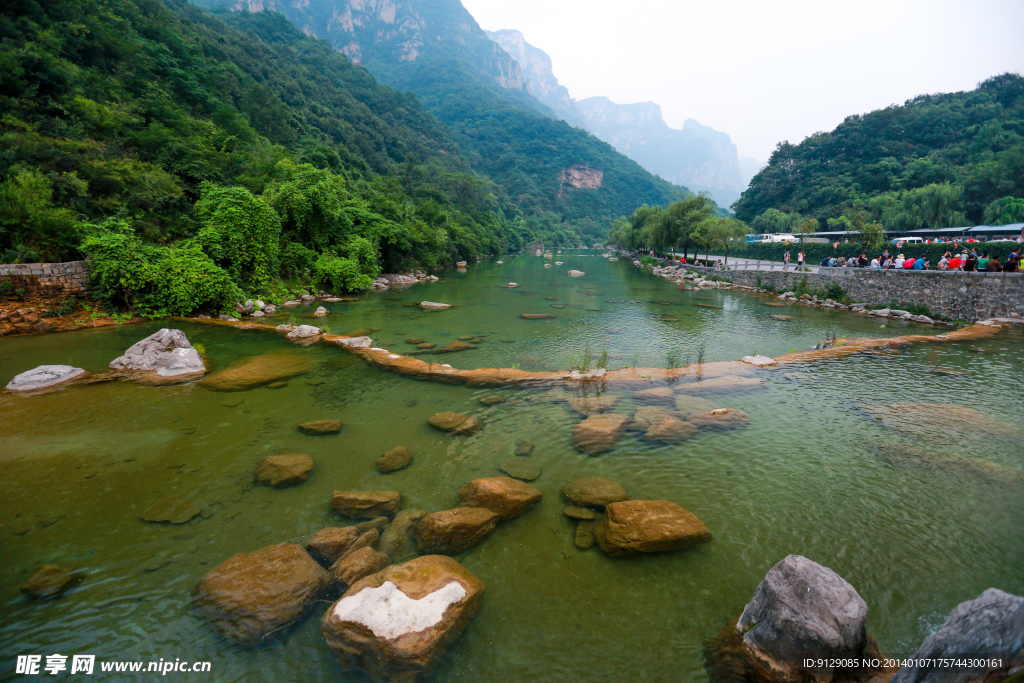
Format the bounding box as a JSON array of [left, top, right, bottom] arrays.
[[798, 217, 819, 247], [692, 217, 748, 264], [263, 162, 351, 250], [983, 196, 1024, 225], [194, 183, 282, 287], [751, 208, 801, 234], [656, 194, 717, 257]]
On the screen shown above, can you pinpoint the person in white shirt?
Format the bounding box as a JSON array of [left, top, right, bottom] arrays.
[[894, 254, 905, 268], [870, 258, 879, 268]]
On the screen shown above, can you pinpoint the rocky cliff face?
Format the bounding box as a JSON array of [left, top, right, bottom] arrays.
[[486, 29, 589, 131], [576, 96, 744, 208], [217, 0, 527, 94]]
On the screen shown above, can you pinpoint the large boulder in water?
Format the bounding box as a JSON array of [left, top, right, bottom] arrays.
[[321, 555, 484, 681], [890, 588, 1024, 683], [286, 325, 321, 341], [109, 328, 205, 380], [457, 477, 541, 520], [202, 354, 312, 391], [256, 454, 313, 488], [6, 365, 86, 393], [735, 555, 870, 682], [416, 508, 498, 555], [194, 543, 330, 645], [596, 500, 712, 557], [572, 413, 629, 454]]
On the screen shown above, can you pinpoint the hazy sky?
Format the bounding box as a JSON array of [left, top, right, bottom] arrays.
[[460, 0, 1024, 166]]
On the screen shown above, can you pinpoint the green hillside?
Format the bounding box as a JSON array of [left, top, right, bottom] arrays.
[[734, 75, 1024, 230], [0, 0, 623, 314], [199, 0, 686, 242]]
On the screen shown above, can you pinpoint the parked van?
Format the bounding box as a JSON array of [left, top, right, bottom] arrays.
[[767, 233, 797, 243], [892, 236, 923, 245]]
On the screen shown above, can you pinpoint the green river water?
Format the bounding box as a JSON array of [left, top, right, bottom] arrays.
[[1, 252, 1022, 681]]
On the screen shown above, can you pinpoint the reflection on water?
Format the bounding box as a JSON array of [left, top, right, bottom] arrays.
[[0, 253, 1022, 682]]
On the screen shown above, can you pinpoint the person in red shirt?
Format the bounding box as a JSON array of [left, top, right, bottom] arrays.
[[949, 255, 962, 270], [903, 257, 916, 269]]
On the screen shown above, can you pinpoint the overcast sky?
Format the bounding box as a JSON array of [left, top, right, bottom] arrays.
[[460, 0, 1024, 166]]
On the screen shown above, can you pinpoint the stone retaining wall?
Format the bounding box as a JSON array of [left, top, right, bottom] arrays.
[[0, 261, 91, 296], [672, 262, 1024, 321]]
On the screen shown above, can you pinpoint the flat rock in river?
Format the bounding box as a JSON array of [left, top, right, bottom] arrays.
[[377, 447, 413, 473], [596, 500, 712, 557], [673, 395, 724, 419], [629, 405, 684, 432], [297, 420, 342, 435], [6, 365, 86, 392], [21, 565, 83, 599], [203, 354, 312, 391], [572, 414, 629, 454], [427, 412, 480, 435], [141, 497, 201, 524], [568, 395, 621, 417], [416, 508, 499, 555], [321, 555, 484, 681], [676, 375, 765, 395], [457, 477, 541, 520], [330, 546, 392, 592], [498, 458, 541, 481], [332, 490, 401, 519], [688, 408, 750, 430], [632, 387, 675, 405], [256, 454, 313, 488], [195, 543, 330, 645], [645, 417, 698, 443], [306, 526, 362, 566], [561, 477, 627, 508]]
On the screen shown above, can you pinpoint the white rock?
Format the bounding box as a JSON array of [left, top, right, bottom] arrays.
[[420, 301, 451, 310], [741, 355, 778, 367], [331, 580, 467, 641], [333, 336, 372, 348], [313, 306, 328, 317], [286, 325, 321, 340], [567, 270, 585, 277], [495, 260, 504, 264], [6, 365, 86, 392], [507, 282, 518, 287], [109, 329, 205, 378]]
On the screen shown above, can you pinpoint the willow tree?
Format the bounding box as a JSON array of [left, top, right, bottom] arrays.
[[693, 217, 749, 264], [655, 194, 717, 257]]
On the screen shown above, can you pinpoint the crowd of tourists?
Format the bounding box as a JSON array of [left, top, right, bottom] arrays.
[[797, 246, 1023, 272]]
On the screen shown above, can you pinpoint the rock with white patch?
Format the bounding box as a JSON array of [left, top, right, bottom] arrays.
[[321, 555, 484, 681], [741, 355, 778, 367], [286, 325, 322, 341], [109, 328, 205, 379], [334, 336, 373, 349], [6, 365, 86, 392]]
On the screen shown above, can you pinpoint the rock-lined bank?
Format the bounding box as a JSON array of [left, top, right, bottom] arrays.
[[640, 258, 1024, 322]]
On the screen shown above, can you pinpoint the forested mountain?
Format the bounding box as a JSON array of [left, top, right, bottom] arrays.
[[2, 0, 643, 316], [198, 0, 685, 241], [734, 75, 1024, 229]]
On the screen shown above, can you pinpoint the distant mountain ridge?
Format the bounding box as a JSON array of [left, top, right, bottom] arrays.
[[483, 30, 749, 208]]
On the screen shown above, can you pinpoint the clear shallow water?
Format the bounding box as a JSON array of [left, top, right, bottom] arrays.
[[0, 254, 1022, 682]]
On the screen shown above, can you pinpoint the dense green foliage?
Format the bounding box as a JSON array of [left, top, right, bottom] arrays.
[[1, 0, 653, 314], [607, 195, 729, 257], [735, 75, 1024, 230]]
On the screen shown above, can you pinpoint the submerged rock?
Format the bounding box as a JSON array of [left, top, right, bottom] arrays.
[[419, 301, 451, 311], [645, 417, 698, 443], [673, 395, 724, 419], [479, 395, 506, 406], [256, 454, 313, 488], [519, 313, 557, 320], [568, 395, 621, 417], [427, 412, 480, 436], [457, 477, 542, 520], [498, 458, 541, 481], [861, 402, 1019, 441], [297, 420, 342, 435], [688, 408, 750, 430], [416, 508, 498, 554], [306, 526, 362, 566], [596, 500, 711, 557], [562, 477, 627, 508], [332, 490, 401, 519], [379, 509, 428, 563], [574, 521, 597, 549], [109, 328, 205, 379], [21, 565, 82, 599], [513, 439, 534, 456], [629, 405, 684, 432], [141, 497, 201, 524], [572, 413, 630, 454], [330, 546, 392, 592], [677, 375, 765, 395], [321, 555, 484, 681], [632, 386, 676, 405], [377, 446, 413, 474], [436, 340, 472, 353], [335, 336, 372, 349], [736, 555, 870, 682], [563, 506, 596, 521], [202, 354, 312, 391], [890, 588, 1024, 683], [195, 543, 330, 645], [6, 365, 86, 392]]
